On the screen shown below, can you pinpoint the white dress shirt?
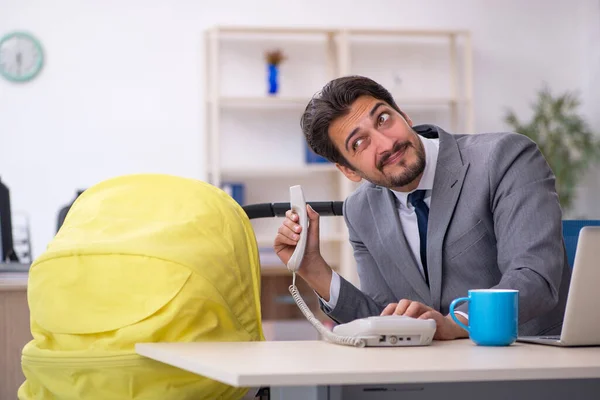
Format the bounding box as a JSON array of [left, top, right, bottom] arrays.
[[321, 135, 468, 320]]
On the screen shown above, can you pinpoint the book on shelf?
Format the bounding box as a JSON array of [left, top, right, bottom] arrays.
[[220, 182, 245, 205], [304, 143, 330, 164]]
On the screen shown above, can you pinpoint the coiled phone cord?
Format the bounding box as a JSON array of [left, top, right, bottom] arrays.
[[289, 272, 366, 348]]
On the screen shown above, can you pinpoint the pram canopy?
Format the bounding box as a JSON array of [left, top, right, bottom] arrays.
[[19, 174, 264, 400]]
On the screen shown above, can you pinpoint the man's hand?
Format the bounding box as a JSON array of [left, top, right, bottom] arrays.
[[380, 299, 469, 340], [273, 204, 333, 300]]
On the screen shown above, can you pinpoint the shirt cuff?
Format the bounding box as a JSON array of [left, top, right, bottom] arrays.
[[318, 270, 340, 311], [453, 311, 469, 320]]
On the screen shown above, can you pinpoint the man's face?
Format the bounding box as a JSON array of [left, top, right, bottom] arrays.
[[328, 95, 426, 191]]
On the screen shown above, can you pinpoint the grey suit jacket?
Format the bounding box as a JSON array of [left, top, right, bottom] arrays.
[[322, 124, 571, 337]]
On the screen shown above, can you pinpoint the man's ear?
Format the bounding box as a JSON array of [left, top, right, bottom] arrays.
[[336, 163, 362, 183]]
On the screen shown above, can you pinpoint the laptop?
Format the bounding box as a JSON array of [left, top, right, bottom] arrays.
[[517, 226, 600, 347]]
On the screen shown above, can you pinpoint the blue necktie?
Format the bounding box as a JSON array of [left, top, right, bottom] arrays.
[[408, 190, 430, 286]]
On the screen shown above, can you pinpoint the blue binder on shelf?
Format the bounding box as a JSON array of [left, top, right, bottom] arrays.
[[221, 182, 245, 205], [304, 143, 329, 164]]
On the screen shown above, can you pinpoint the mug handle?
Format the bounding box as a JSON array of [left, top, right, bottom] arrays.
[[449, 297, 470, 332]]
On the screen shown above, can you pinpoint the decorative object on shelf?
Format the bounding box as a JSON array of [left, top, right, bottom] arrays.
[[504, 84, 600, 213], [305, 142, 330, 164], [264, 49, 286, 95], [0, 31, 44, 83]]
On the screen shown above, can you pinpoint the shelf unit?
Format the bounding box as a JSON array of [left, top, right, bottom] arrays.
[[204, 25, 473, 320]]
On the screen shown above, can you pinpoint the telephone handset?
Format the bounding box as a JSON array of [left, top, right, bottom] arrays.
[[286, 185, 308, 274], [286, 185, 437, 347]]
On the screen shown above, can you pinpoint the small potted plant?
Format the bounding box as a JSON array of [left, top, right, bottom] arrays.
[[265, 49, 286, 95]]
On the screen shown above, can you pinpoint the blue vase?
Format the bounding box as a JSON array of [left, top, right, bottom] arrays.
[[267, 63, 278, 95]]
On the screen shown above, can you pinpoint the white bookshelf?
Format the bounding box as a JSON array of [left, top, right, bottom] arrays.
[[204, 26, 474, 289]]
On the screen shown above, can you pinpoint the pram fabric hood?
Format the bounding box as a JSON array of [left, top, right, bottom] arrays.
[[19, 174, 264, 400]]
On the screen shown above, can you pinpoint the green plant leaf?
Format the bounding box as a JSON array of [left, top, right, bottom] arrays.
[[503, 85, 600, 213]]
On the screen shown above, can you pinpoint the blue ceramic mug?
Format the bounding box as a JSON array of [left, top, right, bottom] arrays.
[[449, 289, 519, 346]]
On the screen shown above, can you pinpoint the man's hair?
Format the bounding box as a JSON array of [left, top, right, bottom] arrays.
[[300, 75, 403, 168]]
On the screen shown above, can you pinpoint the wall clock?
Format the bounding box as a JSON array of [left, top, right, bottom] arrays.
[[0, 31, 44, 83]]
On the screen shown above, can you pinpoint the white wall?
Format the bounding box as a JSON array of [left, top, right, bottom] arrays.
[[1, 0, 599, 259]]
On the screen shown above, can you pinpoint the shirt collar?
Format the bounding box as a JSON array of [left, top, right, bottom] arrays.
[[391, 134, 440, 209]]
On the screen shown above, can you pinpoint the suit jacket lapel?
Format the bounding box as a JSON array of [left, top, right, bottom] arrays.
[[367, 186, 431, 304], [426, 127, 470, 310]]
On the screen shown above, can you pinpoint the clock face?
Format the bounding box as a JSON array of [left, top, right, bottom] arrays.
[[0, 31, 44, 83]]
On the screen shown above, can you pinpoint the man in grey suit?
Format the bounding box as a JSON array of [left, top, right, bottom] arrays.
[[273, 75, 570, 339]]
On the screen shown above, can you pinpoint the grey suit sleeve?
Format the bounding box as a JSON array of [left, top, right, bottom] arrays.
[[319, 200, 389, 324], [456, 133, 566, 324]]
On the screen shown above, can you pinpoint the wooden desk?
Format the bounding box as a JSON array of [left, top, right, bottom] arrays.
[[136, 339, 600, 400], [0, 271, 31, 400]]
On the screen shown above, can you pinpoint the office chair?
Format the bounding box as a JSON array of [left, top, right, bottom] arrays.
[[562, 220, 600, 269]]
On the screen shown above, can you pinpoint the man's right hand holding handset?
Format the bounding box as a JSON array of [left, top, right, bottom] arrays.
[[273, 205, 334, 301]]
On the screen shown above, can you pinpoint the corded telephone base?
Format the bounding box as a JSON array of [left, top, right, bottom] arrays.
[[332, 315, 437, 347]]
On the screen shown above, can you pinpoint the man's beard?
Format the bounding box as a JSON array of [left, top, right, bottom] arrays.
[[358, 134, 426, 188]]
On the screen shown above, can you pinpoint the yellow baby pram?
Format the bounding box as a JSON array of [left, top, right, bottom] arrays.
[[18, 174, 266, 400]]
